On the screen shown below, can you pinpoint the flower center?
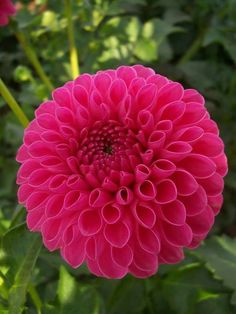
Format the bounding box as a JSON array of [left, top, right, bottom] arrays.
[[78, 120, 136, 170], [103, 145, 113, 155]]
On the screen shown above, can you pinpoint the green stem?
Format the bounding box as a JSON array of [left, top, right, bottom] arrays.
[[178, 28, 207, 65], [65, 0, 80, 79], [28, 284, 42, 314], [0, 78, 29, 128], [15, 31, 54, 91]]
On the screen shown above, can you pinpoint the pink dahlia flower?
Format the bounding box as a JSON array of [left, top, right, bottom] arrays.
[[16, 65, 228, 278], [0, 0, 16, 26]]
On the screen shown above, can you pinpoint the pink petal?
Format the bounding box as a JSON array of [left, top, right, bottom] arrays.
[[171, 169, 198, 196], [64, 190, 88, 209], [160, 141, 192, 162], [104, 221, 130, 248], [198, 172, 224, 197], [137, 226, 160, 254], [162, 222, 193, 247], [116, 187, 134, 205], [180, 185, 207, 216], [62, 236, 86, 268], [193, 133, 224, 157], [161, 200, 186, 226], [98, 243, 127, 278], [117, 66, 137, 87], [135, 164, 151, 183], [182, 89, 204, 105], [45, 194, 64, 217], [157, 82, 184, 107], [112, 244, 133, 267], [102, 203, 122, 224], [132, 202, 156, 228], [208, 194, 223, 215], [109, 79, 127, 104], [178, 154, 216, 179], [78, 209, 102, 236], [156, 179, 177, 204], [135, 180, 157, 201], [151, 159, 176, 180], [187, 205, 214, 236]]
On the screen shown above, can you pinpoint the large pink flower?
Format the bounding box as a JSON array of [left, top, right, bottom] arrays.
[[0, 0, 16, 26], [16, 65, 228, 278]]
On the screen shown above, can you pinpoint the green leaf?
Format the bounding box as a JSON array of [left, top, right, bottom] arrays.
[[2, 223, 42, 314], [134, 38, 158, 62], [196, 236, 236, 305], [57, 266, 101, 314], [161, 263, 229, 314], [107, 276, 145, 314]]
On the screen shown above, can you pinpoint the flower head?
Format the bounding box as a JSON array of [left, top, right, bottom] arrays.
[[0, 0, 16, 26], [16, 65, 228, 278]]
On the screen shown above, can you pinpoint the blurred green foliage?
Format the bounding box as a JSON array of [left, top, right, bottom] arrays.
[[0, 0, 236, 313]]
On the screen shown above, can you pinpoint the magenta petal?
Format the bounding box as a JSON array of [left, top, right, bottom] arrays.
[[161, 200, 186, 226], [98, 243, 127, 278], [129, 262, 157, 278], [17, 184, 34, 204], [62, 236, 86, 268], [117, 66, 137, 87], [16, 145, 30, 162], [136, 84, 157, 111], [45, 194, 64, 217], [183, 88, 204, 105], [208, 194, 223, 215], [159, 237, 184, 264], [109, 79, 127, 104], [187, 206, 214, 236], [132, 242, 158, 272], [132, 64, 155, 78], [157, 82, 184, 107], [52, 87, 73, 109], [135, 180, 157, 201], [116, 187, 134, 205], [104, 221, 130, 248], [89, 188, 112, 207], [26, 208, 45, 231], [193, 133, 224, 157], [171, 169, 198, 196], [148, 130, 166, 151], [26, 191, 49, 212], [64, 190, 88, 209], [180, 185, 207, 216], [198, 172, 224, 197], [158, 101, 185, 122], [102, 203, 121, 224], [156, 179, 177, 204], [160, 141, 192, 162], [137, 226, 160, 254], [94, 73, 111, 96], [85, 237, 97, 260], [178, 154, 216, 178], [132, 202, 156, 228], [151, 159, 176, 180], [41, 218, 62, 251], [162, 222, 193, 247], [135, 164, 151, 183], [78, 209, 102, 236], [112, 244, 133, 268], [173, 126, 204, 143]]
